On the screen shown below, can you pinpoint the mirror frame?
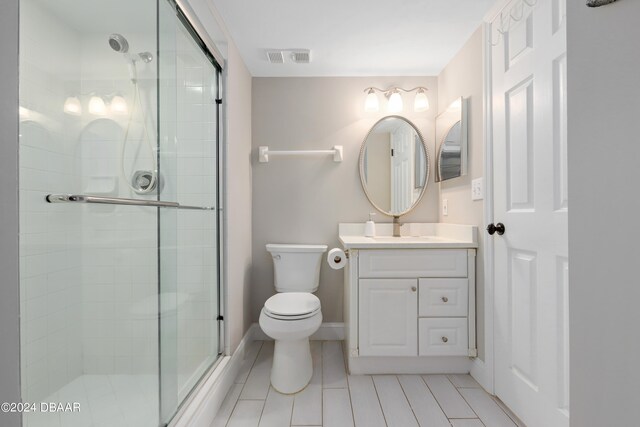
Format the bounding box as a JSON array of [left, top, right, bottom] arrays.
[[358, 115, 430, 217], [435, 97, 468, 182]]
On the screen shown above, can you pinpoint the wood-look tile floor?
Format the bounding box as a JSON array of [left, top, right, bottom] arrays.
[[211, 341, 524, 427]]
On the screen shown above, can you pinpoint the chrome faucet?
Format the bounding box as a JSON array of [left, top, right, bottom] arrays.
[[393, 216, 402, 237]]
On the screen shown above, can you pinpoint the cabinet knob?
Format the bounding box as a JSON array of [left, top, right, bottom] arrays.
[[441, 336, 449, 343], [441, 296, 448, 303], [411, 286, 417, 292]]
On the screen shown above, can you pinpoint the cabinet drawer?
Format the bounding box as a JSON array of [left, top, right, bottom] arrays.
[[359, 249, 468, 278], [419, 278, 468, 317], [419, 318, 468, 356]]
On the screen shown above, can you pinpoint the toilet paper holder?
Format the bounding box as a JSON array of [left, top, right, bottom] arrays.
[[327, 248, 350, 270], [333, 250, 350, 263]]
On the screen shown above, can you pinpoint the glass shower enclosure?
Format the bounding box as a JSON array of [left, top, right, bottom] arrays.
[[18, 0, 223, 425]]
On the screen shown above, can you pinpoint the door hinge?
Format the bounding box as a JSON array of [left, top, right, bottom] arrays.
[[391, 148, 395, 156], [217, 315, 224, 321], [215, 98, 223, 105]]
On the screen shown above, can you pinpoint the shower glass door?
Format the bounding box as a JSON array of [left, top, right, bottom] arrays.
[[158, 0, 222, 423], [18, 0, 222, 426]]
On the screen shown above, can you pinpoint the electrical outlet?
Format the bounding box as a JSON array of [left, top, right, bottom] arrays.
[[442, 199, 448, 216], [472, 178, 484, 201]]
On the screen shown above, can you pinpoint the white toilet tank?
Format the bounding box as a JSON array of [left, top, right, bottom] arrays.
[[266, 244, 328, 292]]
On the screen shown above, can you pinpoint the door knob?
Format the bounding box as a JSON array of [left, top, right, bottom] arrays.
[[486, 222, 506, 236], [441, 336, 449, 343], [441, 296, 448, 303]]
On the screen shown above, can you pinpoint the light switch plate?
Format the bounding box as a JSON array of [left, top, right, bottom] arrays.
[[471, 178, 484, 201], [442, 199, 448, 216]]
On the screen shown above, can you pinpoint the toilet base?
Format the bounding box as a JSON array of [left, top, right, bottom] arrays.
[[271, 338, 312, 394]]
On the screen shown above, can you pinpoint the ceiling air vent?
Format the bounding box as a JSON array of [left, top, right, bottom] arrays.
[[266, 50, 284, 64], [290, 50, 311, 64]]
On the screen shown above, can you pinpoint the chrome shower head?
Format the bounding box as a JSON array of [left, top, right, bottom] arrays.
[[108, 34, 129, 53]]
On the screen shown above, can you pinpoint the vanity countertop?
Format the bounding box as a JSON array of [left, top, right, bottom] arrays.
[[339, 223, 478, 249]]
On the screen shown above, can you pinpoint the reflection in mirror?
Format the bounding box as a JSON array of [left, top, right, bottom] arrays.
[[360, 116, 429, 216], [438, 121, 462, 181], [436, 97, 468, 182]]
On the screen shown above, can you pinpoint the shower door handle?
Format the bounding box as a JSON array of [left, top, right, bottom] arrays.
[[45, 194, 215, 210]]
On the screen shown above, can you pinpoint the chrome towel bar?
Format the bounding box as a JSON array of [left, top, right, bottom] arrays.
[[45, 194, 215, 211]]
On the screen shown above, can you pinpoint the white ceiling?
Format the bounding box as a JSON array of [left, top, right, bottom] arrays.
[[211, 0, 494, 77]]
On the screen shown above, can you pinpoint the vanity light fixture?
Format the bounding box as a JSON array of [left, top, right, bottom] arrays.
[[63, 96, 82, 116], [110, 94, 128, 115], [364, 88, 379, 113], [414, 88, 430, 112], [446, 97, 462, 112], [19, 106, 31, 120], [388, 90, 403, 113], [363, 86, 430, 113], [88, 95, 107, 115]]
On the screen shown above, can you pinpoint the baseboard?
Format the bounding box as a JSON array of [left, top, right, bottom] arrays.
[[470, 356, 494, 394], [170, 327, 254, 427], [347, 355, 472, 375], [250, 322, 345, 341]]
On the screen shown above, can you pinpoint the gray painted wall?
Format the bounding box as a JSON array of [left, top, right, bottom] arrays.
[[0, 0, 22, 426], [437, 27, 485, 360], [567, 1, 640, 426], [224, 39, 253, 352], [251, 77, 439, 322]]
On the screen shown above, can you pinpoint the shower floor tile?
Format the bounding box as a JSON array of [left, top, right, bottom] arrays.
[[24, 374, 158, 427]]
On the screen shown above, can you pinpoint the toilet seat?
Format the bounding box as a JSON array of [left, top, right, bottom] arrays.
[[263, 293, 321, 320]]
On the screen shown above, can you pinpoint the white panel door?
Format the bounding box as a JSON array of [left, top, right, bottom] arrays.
[[359, 279, 418, 356], [491, 0, 568, 426]]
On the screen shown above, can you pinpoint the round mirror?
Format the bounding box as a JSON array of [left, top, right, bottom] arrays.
[[359, 116, 430, 216]]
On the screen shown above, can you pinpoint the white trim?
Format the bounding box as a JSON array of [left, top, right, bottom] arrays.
[[476, 20, 496, 395], [169, 327, 253, 427], [176, 0, 226, 68], [347, 356, 472, 375], [250, 322, 345, 341], [471, 357, 493, 393]]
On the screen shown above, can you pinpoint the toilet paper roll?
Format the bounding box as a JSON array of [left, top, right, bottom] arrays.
[[327, 248, 347, 270]]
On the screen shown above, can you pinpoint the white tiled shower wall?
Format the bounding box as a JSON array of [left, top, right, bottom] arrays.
[[77, 31, 160, 377], [19, 1, 84, 402]]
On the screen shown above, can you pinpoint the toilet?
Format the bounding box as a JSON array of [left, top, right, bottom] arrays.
[[259, 243, 327, 394]]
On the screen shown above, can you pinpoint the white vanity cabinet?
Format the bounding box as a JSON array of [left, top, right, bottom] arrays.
[[340, 223, 478, 374]]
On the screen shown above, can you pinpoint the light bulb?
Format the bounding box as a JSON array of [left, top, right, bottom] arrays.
[[110, 95, 128, 115], [414, 89, 430, 112], [63, 97, 82, 116], [19, 106, 31, 120], [88, 96, 106, 116], [364, 89, 379, 113], [447, 98, 462, 112], [387, 90, 403, 113]]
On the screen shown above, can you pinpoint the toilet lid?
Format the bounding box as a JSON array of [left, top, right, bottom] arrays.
[[264, 293, 321, 317]]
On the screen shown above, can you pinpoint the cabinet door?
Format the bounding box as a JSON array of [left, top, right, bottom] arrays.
[[359, 279, 418, 356]]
